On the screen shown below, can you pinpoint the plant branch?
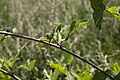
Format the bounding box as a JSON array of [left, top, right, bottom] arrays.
[[0, 31, 115, 80], [0, 69, 21, 80]]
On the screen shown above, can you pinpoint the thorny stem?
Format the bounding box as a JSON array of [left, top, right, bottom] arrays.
[[0, 31, 115, 80]]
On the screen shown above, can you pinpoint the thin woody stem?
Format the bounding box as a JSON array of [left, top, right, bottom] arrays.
[[0, 31, 115, 80], [0, 69, 21, 80]]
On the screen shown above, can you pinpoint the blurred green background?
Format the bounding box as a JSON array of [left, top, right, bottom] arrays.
[[0, 0, 120, 80]]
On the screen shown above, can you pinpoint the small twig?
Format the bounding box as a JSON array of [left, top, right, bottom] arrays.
[[0, 31, 115, 80], [0, 69, 21, 80]]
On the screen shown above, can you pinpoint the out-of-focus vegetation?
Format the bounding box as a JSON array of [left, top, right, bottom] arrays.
[[0, 0, 120, 80]]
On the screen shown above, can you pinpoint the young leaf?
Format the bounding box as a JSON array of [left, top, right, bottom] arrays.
[[110, 62, 120, 73], [80, 71, 92, 80], [46, 19, 90, 45], [51, 63, 67, 74], [8, 61, 14, 67], [28, 60, 36, 71], [70, 19, 90, 35], [51, 69, 59, 80], [107, 6, 120, 20], [90, 0, 105, 29]]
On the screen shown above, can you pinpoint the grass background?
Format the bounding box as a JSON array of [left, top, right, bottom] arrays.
[[0, 0, 120, 79]]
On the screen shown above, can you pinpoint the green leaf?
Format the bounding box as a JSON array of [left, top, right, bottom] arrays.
[[90, 0, 105, 29], [107, 6, 120, 20], [92, 71, 107, 80], [51, 69, 59, 80], [59, 24, 71, 41], [17, 65, 27, 70], [47, 19, 90, 45], [70, 19, 90, 35], [40, 37, 49, 41], [72, 70, 92, 80], [71, 71, 80, 79], [110, 62, 120, 73], [60, 20, 89, 41], [0, 57, 11, 72], [51, 63, 67, 74], [68, 20, 78, 36], [28, 60, 36, 71], [13, 42, 29, 61], [0, 72, 11, 80], [47, 23, 63, 44], [57, 30, 62, 44], [64, 74, 74, 80], [8, 61, 14, 67], [107, 6, 117, 13], [80, 71, 92, 80]]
